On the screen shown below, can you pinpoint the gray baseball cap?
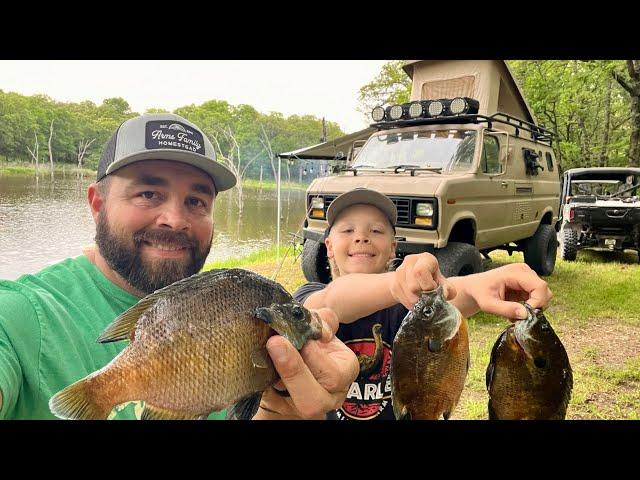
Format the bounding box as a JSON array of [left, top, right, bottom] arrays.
[[326, 187, 397, 229], [97, 113, 237, 193]]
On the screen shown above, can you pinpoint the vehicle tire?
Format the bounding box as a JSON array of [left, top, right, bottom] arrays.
[[560, 227, 578, 261], [301, 239, 331, 284], [523, 224, 557, 276], [435, 242, 484, 278]]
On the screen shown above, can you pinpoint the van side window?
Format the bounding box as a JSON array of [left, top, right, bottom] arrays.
[[545, 152, 554, 171], [482, 135, 501, 174]]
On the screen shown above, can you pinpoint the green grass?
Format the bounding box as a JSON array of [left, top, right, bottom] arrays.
[[202, 245, 640, 420], [240, 178, 308, 191], [0, 162, 95, 176]]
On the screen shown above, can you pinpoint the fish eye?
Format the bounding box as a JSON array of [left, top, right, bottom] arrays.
[[534, 357, 547, 369], [422, 306, 435, 317], [292, 305, 304, 320]]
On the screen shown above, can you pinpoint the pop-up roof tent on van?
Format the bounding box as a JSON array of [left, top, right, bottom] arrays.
[[277, 60, 539, 161]]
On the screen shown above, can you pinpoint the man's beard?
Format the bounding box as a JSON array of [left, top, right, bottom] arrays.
[[95, 212, 212, 294]]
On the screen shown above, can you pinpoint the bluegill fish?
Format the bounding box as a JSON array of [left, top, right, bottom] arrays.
[[49, 268, 322, 420], [486, 304, 573, 420], [391, 286, 469, 420]]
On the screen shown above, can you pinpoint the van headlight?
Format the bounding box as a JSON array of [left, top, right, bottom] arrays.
[[414, 202, 434, 226], [310, 196, 325, 218], [416, 203, 433, 217]]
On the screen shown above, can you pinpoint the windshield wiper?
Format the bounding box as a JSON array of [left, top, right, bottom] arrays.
[[609, 183, 639, 198], [388, 164, 443, 174]]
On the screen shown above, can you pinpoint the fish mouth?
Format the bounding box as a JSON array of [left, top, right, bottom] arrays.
[[512, 327, 546, 368], [254, 307, 273, 324]]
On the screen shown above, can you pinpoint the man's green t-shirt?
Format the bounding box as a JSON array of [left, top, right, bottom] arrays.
[[0, 255, 226, 420]]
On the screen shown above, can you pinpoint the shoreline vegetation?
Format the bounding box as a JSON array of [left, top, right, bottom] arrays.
[[204, 246, 640, 420], [0, 162, 309, 191]]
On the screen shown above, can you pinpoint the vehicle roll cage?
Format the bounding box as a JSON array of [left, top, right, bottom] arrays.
[[371, 112, 556, 147]]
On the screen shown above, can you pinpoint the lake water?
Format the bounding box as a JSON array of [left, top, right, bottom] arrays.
[[0, 173, 308, 280]]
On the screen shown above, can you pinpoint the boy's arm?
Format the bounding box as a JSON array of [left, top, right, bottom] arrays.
[[303, 272, 398, 324], [303, 253, 449, 324], [447, 263, 553, 320]]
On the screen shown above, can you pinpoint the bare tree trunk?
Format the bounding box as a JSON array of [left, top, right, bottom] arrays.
[[26, 132, 39, 176], [259, 124, 278, 181], [77, 138, 96, 178], [77, 138, 96, 169], [259, 165, 263, 186], [286, 162, 291, 183], [47, 119, 54, 179], [599, 76, 612, 167], [613, 60, 640, 167]]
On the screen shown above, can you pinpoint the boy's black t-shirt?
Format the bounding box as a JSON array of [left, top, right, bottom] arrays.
[[293, 282, 408, 421]]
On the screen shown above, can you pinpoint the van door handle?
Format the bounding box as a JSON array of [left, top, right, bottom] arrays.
[[501, 182, 508, 188]]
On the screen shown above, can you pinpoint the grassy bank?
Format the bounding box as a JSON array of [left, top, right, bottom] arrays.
[[240, 178, 308, 191], [0, 161, 96, 177], [204, 245, 640, 420]]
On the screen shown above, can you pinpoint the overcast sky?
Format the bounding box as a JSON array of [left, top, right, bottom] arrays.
[[0, 60, 389, 133]]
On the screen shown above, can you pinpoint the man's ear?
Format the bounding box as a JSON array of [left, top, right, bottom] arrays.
[[87, 183, 104, 223], [324, 236, 334, 258]]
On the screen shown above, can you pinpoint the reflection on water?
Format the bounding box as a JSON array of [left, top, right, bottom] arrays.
[[0, 174, 307, 280]]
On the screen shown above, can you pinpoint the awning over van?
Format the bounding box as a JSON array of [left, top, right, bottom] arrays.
[[277, 127, 376, 161]]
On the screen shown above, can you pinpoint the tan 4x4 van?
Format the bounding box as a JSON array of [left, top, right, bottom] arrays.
[[295, 61, 561, 282]]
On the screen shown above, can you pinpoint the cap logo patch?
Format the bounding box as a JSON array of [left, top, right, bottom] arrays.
[[145, 120, 204, 154]]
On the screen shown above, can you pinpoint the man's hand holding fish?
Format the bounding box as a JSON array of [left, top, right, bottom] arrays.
[[253, 307, 360, 420]]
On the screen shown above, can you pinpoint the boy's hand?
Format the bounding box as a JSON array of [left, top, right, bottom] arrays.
[[451, 263, 553, 320], [389, 253, 456, 310]]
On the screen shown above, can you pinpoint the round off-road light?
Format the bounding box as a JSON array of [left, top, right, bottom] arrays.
[[450, 97, 468, 115], [372, 106, 386, 122], [408, 102, 423, 118], [428, 100, 444, 117], [389, 105, 404, 120]]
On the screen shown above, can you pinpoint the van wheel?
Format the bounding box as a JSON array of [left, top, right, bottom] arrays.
[[301, 239, 331, 284], [435, 242, 483, 278], [524, 224, 557, 276], [560, 228, 578, 261]]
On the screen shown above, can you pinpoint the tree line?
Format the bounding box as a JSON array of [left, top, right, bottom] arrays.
[[358, 60, 640, 170], [0, 91, 344, 183]]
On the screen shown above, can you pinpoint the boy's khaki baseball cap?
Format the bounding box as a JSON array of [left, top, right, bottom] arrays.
[[326, 187, 397, 228]]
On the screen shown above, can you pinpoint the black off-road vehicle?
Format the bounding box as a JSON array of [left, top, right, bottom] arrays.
[[558, 167, 640, 262]]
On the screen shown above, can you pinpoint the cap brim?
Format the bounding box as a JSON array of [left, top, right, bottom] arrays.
[[104, 150, 237, 192]]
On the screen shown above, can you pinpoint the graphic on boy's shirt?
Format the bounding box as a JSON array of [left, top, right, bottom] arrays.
[[339, 325, 393, 420]]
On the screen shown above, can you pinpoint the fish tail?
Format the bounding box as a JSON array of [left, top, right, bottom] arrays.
[[49, 378, 112, 420]]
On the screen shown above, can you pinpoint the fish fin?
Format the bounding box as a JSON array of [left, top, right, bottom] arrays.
[[140, 404, 205, 420], [97, 296, 159, 343], [486, 329, 507, 391], [396, 406, 412, 421], [488, 400, 497, 420], [251, 348, 271, 369], [49, 378, 112, 420], [443, 410, 451, 420], [226, 393, 262, 420]]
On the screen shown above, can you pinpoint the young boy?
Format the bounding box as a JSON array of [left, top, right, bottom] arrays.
[[293, 187, 553, 420]]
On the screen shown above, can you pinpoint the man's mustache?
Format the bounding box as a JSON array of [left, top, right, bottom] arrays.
[[134, 229, 197, 250]]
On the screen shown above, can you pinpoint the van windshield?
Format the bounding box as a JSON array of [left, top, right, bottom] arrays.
[[352, 129, 477, 173]]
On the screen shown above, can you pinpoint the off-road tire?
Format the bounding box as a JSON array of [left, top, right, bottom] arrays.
[[301, 239, 331, 284], [560, 227, 578, 261], [524, 224, 557, 276], [435, 242, 483, 278]]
